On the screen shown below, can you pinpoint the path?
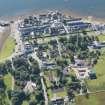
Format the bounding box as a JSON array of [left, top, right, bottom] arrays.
[[32, 52, 48, 105], [56, 37, 62, 56], [40, 73, 48, 105]]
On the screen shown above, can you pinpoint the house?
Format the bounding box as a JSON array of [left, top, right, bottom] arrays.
[[66, 19, 91, 32], [24, 81, 37, 94], [52, 87, 64, 93], [88, 70, 97, 79], [42, 61, 56, 69], [24, 42, 33, 54], [63, 17, 82, 25], [50, 49, 59, 58], [73, 67, 90, 79], [63, 67, 69, 75], [74, 59, 86, 67], [51, 97, 64, 105], [92, 41, 105, 49], [39, 14, 47, 20]]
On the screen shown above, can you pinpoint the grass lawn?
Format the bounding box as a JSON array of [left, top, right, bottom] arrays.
[[22, 94, 35, 105], [37, 37, 51, 44], [44, 71, 67, 99], [48, 88, 67, 99], [55, 90, 67, 97], [0, 36, 15, 60], [22, 101, 29, 105], [4, 73, 12, 90], [98, 35, 105, 42], [86, 35, 105, 91], [86, 49, 105, 91], [3, 74, 13, 105], [75, 92, 105, 105], [44, 71, 52, 88]]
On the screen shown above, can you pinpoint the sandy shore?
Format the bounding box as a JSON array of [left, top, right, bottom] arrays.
[[61, 10, 105, 24], [0, 9, 105, 24]]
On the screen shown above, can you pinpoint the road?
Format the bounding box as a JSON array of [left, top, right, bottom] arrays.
[[31, 52, 42, 69], [32, 52, 48, 105], [51, 36, 62, 56], [56, 38, 62, 57], [40, 73, 48, 105]]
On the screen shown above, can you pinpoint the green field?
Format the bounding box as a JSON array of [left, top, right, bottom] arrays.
[[98, 35, 105, 42], [86, 35, 105, 91], [3, 73, 13, 105], [47, 88, 67, 99], [44, 71, 67, 100], [75, 92, 105, 105], [0, 37, 15, 61], [4, 73, 12, 90], [86, 48, 105, 91], [22, 101, 29, 105]]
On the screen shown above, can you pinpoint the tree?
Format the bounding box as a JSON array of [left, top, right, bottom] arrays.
[[29, 101, 37, 105], [5, 60, 12, 72], [0, 63, 7, 75], [82, 30, 87, 35], [13, 57, 29, 69], [59, 37, 67, 44], [68, 89, 75, 101], [56, 57, 65, 68], [11, 90, 26, 105]]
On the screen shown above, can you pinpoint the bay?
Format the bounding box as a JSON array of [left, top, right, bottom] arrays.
[[0, 0, 105, 18]]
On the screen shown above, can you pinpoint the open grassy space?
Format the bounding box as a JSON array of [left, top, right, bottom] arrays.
[[48, 88, 67, 99], [37, 37, 51, 44], [3, 73, 12, 90], [0, 36, 15, 60], [85, 35, 105, 91], [22, 101, 29, 105], [98, 35, 105, 42], [75, 92, 105, 105], [3, 74, 12, 105], [44, 70, 67, 100], [86, 48, 105, 91], [55, 89, 67, 97], [22, 92, 36, 105]]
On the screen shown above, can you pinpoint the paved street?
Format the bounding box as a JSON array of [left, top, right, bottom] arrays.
[[32, 52, 48, 105]]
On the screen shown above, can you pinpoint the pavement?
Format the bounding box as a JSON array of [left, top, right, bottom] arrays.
[[32, 52, 48, 105]]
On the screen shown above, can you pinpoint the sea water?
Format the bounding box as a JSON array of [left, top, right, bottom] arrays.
[[0, 0, 105, 18]]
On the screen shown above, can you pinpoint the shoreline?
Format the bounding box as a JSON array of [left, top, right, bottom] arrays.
[[61, 10, 105, 24], [0, 9, 105, 24]]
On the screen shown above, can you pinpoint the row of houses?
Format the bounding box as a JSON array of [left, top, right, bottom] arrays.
[[69, 54, 96, 80], [18, 11, 92, 40]]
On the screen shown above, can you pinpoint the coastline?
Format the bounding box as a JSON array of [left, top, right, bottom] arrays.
[[61, 9, 105, 24], [0, 9, 105, 24]]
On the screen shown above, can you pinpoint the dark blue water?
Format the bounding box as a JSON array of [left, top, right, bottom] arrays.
[[0, 0, 105, 18]]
